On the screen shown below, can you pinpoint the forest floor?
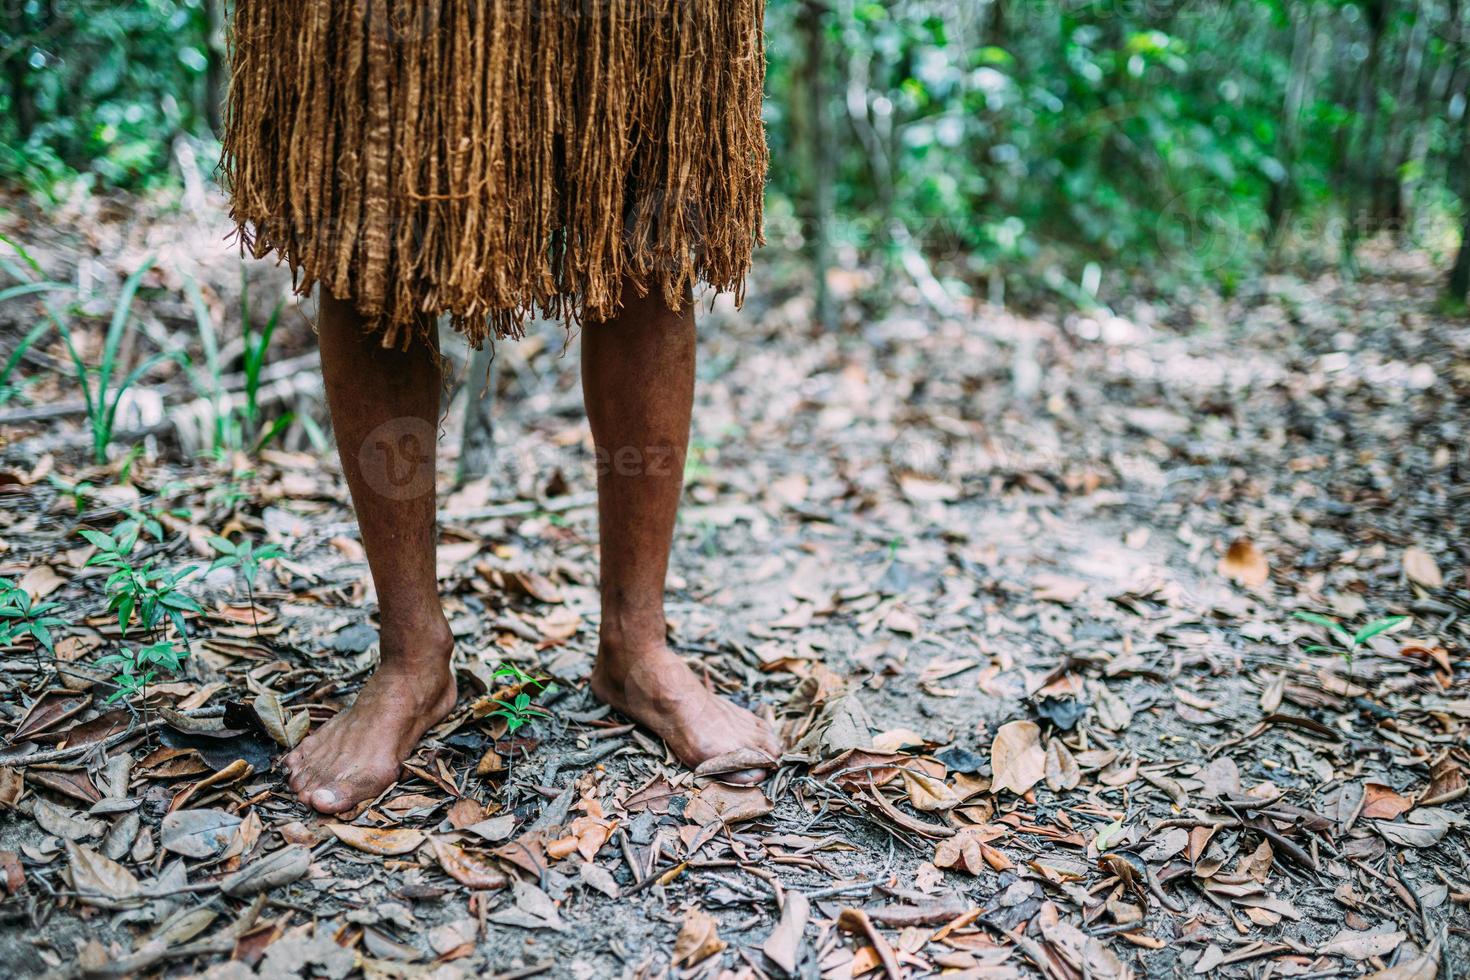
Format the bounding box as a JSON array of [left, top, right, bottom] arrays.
[[0, 192, 1467, 979]]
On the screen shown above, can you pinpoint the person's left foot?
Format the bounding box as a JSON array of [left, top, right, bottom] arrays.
[[281, 654, 457, 814]]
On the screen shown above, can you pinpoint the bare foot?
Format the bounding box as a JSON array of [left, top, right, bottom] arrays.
[[590, 644, 781, 784], [281, 654, 457, 814]]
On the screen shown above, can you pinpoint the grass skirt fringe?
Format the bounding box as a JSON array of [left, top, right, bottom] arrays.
[[222, 0, 767, 347]]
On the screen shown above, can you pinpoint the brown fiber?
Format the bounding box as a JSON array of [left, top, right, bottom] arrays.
[[222, 1, 768, 348]]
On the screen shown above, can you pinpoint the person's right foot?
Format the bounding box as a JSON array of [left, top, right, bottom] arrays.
[[281, 642, 457, 814], [590, 643, 781, 784]]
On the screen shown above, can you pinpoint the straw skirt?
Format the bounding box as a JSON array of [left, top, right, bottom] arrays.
[[222, 1, 767, 346]]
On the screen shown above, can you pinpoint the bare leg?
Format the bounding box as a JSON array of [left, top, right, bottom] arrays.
[[584, 284, 780, 781], [281, 292, 457, 814]]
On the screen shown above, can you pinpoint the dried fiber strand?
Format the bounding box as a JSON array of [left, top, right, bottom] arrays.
[[221, 0, 768, 347]]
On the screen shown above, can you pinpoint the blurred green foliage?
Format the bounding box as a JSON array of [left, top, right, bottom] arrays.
[[3, 0, 1467, 301], [1, 0, 222, 195]]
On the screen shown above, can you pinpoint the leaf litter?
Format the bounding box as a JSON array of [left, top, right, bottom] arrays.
[[0, 205, 1465, 978]]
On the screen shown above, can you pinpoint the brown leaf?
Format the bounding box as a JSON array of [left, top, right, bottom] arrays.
[[65, 841, 140, 908], [0, 768, 20, 810], [253, 692, 301, 749], [933, 825, 1006, 876], [31, 797, 102, 840], [761, 891, 810, 974], [0, 850, 23, 895], [1044, 739, 1081, 792], [169, 758, 252, 812], [18, 564, 64, 599], [219, 845, 311, 897], [1219, 539, 1269, 588], [989, 721, 1044, 796], [1364, 940, 1440, 980], [431, 837, 508, 889], [1423, 758, 1467, 807], [161, 808, 242, 858], [672, 908, 725, 967], [1361, 782, 1412, 821], [328, 823, 426, 856], [13, 690, 90, 741], [1402, 547, 1443, 589], [900, 767, 960, 812], [684, 783, 772, 825], [1319, 928, 1406, 961]]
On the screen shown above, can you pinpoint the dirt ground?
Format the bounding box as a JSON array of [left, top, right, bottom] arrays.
[[0, 195, 1467, 978]]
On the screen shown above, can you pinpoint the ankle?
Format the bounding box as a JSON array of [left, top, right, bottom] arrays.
[[376, 614, 454, 671], [598, 607, 668, 661]]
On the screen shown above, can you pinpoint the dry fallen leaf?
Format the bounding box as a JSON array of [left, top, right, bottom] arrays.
[[1218, 538, 1269, 587], [1045, 739, 1081, 792], [761, 890, 810, 974], [1402, 547, 1443, 589], [989, 720, 1044, 796], [900, 767, 960, 812], [219, 845, 311, 897], [1319, 928, 1406, 961], [327, 823, 426, 856], [684, 784, 772, 825], [65, 840, 140, 908], [431, 837, 508, 889], [161, 808, 242, 858], [672, 908, 725, 967]]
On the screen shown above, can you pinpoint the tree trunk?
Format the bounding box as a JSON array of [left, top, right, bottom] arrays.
[[1269, 3, 1317, 254], [205, 0, 229, 134], [1341, 0, 1389, 276], [797, 0, 836, 332], [458, 344, 497, 484]]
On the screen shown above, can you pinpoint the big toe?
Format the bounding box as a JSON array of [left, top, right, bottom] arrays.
[[308, 786, 353, 814], [720, 767, 770, 786]]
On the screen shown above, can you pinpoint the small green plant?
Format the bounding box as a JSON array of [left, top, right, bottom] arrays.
[[0, 577, 65, 667], [487, 662, 551, 735], [81, 528, 202, 641], [1294, 611, 1409, 672], [0, 318, 49, 407], [47, 474, 95, 514], [207, 534, 285, 634], [114, 503, 180, 545], [52, 257, 186, 464], [97, 639, 188, 715], [207, 534, 284, 591], [184, 272, 292, 456]]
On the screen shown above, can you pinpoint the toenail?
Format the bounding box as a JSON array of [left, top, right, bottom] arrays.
[[312, 788, 340, 808]]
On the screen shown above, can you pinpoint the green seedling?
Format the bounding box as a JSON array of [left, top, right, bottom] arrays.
[[114, 503, 182, 546], [488, 662, 552, 735], [0, 318, 50, 407], [207, 535, 284, 591], [97, 639, 188, 722], [486, 662, 553, 785], [81, 529, 201, 641], [50, 257, 186, 464], [1294, 611, 1409, 673], [0, 577, 65, 668], [207, 534, 285, 635], [47, 474, 95, 514], [184, 272, 291, 456]]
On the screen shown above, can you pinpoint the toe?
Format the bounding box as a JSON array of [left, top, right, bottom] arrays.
[[309, 786, 352, 814], [286, 763, 309, 794], [721, 767, 769, 786]]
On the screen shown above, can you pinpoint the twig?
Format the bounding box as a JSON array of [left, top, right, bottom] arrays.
[[3, 705, 224, 766]]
